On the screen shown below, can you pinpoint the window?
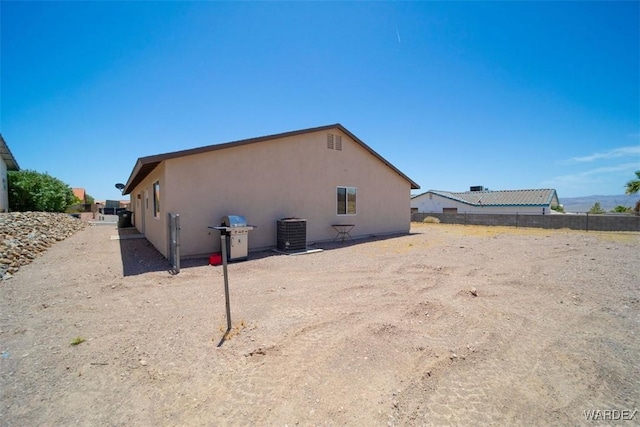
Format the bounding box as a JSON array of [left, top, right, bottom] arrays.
[[153, 181, 160, 218], [337, 186, 356, 215]]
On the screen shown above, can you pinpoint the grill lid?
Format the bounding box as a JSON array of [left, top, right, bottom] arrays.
[[221, 215, 247, 228]]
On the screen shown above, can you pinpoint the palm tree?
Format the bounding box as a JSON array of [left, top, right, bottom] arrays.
[[626, 170, 640, 194], [626, 171, 640, 215]]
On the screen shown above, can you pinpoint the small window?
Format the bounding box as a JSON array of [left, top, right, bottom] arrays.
[[335, 135, 342, 151], [327, 134, 334, 149], [337, 186, 356, 215], [153, 181, 160, 218]]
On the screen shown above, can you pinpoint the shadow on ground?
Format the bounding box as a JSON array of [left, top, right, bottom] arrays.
[[313, 231, 423, 249], [116, 229, 421, 276], [117, 228, 172, 277], [262, 232, 422, 257]]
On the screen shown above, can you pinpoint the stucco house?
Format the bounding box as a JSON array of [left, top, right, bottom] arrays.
[[411, 188, 560, 215], [0, 135, 20, 213], [123, 124, 419, 259]]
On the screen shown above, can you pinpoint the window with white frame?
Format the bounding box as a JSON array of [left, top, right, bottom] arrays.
[[337, 186, 356, 215], [153, 181, 160, 218]]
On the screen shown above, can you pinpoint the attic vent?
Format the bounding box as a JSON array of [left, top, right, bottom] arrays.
[[327, 134, 334, 149], [335, 135, 342, 151]]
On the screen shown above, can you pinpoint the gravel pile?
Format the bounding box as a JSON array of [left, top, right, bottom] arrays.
[[0, 212, 87, 280]]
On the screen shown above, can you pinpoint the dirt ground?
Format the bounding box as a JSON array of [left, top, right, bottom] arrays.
[[1, 223, 638, 426]]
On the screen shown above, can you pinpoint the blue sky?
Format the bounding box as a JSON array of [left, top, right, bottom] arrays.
[[2, 1, 638, 201]]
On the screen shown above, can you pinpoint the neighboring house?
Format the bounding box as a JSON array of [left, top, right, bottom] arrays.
[[0, 134, 20, 213], [411, 188, 560, 215], [123, 123, 420, 259], [73, 188, 87, 203]]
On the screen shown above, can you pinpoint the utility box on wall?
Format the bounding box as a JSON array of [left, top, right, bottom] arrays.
[[276, 218, 307, 252]]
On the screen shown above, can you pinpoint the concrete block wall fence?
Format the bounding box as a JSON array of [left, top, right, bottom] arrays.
[[411, 212, 640, 232]]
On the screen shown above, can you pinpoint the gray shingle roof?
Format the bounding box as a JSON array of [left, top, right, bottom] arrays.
[[414, 189, 560, 207]]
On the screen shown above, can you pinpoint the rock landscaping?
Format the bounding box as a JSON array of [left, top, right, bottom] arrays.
[[0, 212, 86, 280]]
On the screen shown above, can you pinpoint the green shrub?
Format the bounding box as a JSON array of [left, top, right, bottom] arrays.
[[8, 170, 76, 212], [611, 205, 632, 213], [588, 202, 605, 214]]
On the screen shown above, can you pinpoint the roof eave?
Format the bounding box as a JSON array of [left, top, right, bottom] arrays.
[[548, 190, 560, 206], [122, 159, 147, 195], [334, 124, 420, 190], [0, 134, 20, 171]]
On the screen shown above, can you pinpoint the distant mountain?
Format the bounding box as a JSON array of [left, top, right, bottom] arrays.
[[560, 194, 639, 213]]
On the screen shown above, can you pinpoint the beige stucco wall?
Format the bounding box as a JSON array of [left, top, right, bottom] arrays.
[[411, 193, 550, 215], [130, 162, 168, 257], [130, 128, 413, 258]]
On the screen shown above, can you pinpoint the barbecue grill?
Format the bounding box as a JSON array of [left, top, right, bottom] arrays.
[[210, 215, 255, 262]]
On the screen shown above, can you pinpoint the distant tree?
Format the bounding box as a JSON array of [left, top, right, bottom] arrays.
[[611, 205, 632, 213], [588, 202, 605, 214], [551, 205, 565, 213], [625, 170, 640, 194], [624, 170, 640, 215], [85, 193, 95, 205], [8, 170, 76, 212]]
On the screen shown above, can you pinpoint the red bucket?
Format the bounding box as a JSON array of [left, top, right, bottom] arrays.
[[209, 253, 222, 266]]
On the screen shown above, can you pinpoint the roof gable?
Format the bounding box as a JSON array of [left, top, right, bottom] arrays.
[[123, 124, 419, 194], [413, 189, 560, 207], [0, 134, 20, 171], [73, 188, 86, 202]]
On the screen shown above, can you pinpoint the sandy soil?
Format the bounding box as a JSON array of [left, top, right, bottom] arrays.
[[1, 223, 638, 426]]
